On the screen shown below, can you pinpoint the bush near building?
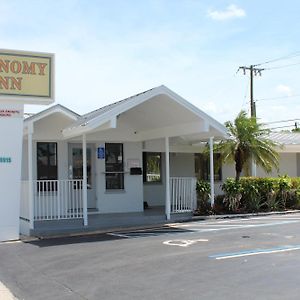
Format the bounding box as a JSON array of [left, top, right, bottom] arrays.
[[220, 176, 300, 213]]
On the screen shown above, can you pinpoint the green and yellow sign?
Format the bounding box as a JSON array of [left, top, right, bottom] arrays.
[[0, 49, 54, 103]]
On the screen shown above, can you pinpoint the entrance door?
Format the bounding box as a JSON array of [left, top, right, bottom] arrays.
[[68, 144, 96, 209]]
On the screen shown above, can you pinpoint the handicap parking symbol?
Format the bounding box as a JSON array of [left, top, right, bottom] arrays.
[[163, 239, 208, 247]]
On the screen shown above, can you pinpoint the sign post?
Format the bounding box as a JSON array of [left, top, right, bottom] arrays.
[[0, 49, 54, 241]]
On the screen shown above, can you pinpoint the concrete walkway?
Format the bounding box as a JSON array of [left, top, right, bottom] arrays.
[[0, 281, 16, 300]]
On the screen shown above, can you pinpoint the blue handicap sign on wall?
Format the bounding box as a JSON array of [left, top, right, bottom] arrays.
[[97, 147, 105, 159]]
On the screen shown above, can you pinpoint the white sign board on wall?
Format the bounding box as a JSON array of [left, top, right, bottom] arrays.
[[0, 49, 54, 241]]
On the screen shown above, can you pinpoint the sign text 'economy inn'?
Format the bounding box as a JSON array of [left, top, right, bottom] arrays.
[[0, 50, 52, 99]]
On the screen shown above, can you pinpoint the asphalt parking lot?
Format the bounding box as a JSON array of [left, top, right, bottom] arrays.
[[1, 213, 300, 300]]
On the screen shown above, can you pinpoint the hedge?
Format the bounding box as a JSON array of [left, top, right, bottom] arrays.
[[221, 176, 300, 213]]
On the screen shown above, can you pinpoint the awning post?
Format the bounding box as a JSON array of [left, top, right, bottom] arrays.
[[82, 134, 88, 226], [165, 136, 171, 220], [28, 123, 34, 229], [209, 137, 215, 207]]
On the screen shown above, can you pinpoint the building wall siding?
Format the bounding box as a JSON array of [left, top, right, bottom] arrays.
[[96, 141, 144, 213]]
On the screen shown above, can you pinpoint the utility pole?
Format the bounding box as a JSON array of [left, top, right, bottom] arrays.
[[238, 64, 264, 178], [238, 65, 265, 118]]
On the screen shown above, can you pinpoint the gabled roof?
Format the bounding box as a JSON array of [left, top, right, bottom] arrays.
[[62, 85, 228, 138], [24, 104, 80, 125], [81, 87, 156, 122]]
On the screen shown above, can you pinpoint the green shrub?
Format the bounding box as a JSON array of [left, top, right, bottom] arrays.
[[222, 176, 300, 213], [196, 180, 211, 214], [222, 179, 243, 212], [240, 178, 262, 212], [277, 175, 292, 209]]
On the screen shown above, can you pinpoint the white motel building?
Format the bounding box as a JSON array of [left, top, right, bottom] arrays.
[[19, 85, 229, 237], [1, 50, 300, 241]]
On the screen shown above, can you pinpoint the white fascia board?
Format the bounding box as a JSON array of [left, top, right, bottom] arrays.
[[160, 86, 228, 137], [62, 85, 228, 139], [23, 106, 77, 136]]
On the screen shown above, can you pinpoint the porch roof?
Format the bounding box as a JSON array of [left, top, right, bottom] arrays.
[[25, 104, 80, 123], [62, 85, 228, 143]]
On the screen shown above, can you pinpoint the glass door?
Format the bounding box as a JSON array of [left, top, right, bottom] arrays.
[[69, 144, 96, 209]]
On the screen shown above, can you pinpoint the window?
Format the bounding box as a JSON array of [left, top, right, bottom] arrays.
[[37, 142, 58, 180], [195, 153, 222, 181], [143, 152, 162, 183], [37, 142, 58, 191], [105, 143, 124, 190]]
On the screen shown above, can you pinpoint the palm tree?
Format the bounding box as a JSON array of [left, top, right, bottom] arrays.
[[214, 111, 279, 181]]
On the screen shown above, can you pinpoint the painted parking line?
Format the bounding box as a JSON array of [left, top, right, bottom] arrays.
[[210, 245, 300, 260], [107, 228, 192, 239], [172, 220, 299, 233], [108, 218, 300, 239], [108, 232, 155, 238]]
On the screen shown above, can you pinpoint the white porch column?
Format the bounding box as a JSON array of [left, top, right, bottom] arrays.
[[28, 123, 34, 230], [82, 134, 88, 226], [165, 136, 171, 220], [209, 137, 215, 207]]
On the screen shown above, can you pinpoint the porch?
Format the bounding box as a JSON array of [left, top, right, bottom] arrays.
[[20, 177, 197, 237], [21, 86, 228, 237]]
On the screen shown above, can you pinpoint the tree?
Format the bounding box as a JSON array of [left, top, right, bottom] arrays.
[[214, 111, 279, 181]]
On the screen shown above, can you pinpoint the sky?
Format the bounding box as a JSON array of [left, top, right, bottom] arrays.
[[1, 0, 300, 129]]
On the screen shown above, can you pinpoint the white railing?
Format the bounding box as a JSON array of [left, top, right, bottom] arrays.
[[34, 180, 83, 220], [20, 180, 84, 221], [170, 177, 197, 213]]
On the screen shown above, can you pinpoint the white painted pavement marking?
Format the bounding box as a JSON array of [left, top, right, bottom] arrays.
[[108, 228, 189, 239], [108, 232, 157, 238], [170, 220, 299, 233], [108, 218, 300, 239], [210, 245, 300, 260], [0, 240, 21, 246], [263, 217, 300, 220], [163, 239, 208, 247]]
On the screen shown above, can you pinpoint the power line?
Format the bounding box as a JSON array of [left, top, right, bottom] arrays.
[[238, 51, 300, 119], [264, 118, 300, 125], [254, 51, 300, 67], [256, 94, 300, 102], [265, 61, 300, 70]]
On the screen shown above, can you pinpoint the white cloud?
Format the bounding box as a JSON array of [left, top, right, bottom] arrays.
[[208, 4, 246, 21], [276, 84, 293, 96]]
